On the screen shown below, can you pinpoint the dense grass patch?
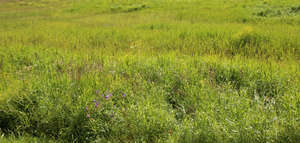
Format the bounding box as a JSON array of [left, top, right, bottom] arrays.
[[0, 0, 299, 142]]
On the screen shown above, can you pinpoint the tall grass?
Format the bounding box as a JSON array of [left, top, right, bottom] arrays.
[[0, 0, 299, 142]]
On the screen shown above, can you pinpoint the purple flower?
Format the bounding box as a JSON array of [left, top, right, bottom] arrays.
[[93, 99, 97, 103], [95, 102, 99, 108], [122, 93, 126, 97], [105, 94, 112, 100], [101, 94, 105, 97], [85, 106, 88, 112]]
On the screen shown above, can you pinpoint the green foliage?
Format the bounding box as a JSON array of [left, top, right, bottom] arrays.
[[254, 5, 300, 17], [0, 0, 300, 142]]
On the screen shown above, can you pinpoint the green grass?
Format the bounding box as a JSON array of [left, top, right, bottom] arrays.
[[0, 0, 299, 142]]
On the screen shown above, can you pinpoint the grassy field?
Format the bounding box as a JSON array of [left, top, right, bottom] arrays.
[[0, 0, 299, 142]]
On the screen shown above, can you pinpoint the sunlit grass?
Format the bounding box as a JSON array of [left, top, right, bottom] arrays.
[[0, 0, 299, 142]]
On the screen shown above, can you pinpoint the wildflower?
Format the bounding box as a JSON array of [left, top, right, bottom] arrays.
[[101, 94, 105, 97], [105, 94, 112, 100], [92, 99, 99, 108], [122, 93, 126, 97], [84, 106, 88, 112]]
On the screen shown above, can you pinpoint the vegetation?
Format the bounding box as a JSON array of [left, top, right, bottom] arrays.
[[0, 0, 299, 142]]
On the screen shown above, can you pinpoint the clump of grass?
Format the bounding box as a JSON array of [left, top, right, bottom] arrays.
[[232, 26, 269, 48], [290, 5, 300, 13], [230, 26, 270, 57], [254, 5, 300, 17], [203, 61, 291, 98], [110, 3, 147, 13]]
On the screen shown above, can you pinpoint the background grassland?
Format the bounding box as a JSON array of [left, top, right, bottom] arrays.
[[0, 0, 299, 142]]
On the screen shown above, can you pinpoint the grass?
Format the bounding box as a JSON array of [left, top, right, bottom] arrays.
[[0, 0, 299, 142]]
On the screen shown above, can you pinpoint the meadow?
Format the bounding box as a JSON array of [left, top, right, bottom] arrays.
[[0, 0, 299, 142]]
